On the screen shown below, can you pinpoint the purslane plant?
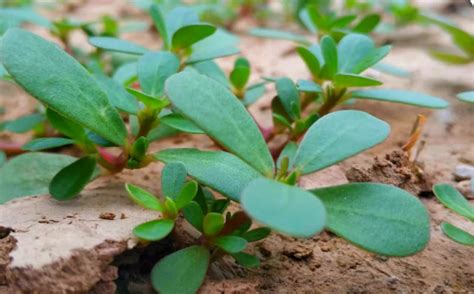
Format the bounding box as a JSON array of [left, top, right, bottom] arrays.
[[140, 70, 431, 292], [433, 184, 474, 246]]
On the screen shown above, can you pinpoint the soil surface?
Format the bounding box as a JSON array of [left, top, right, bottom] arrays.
[[0, 0, 473, 293]]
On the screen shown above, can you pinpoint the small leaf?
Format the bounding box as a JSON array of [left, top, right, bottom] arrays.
[[160, 113, 204, 134], [441, 222, 474, 246], [172, 24, 216, 50], [430, 51, 471, 65], [242, 227, 271, 242], [22, 137, 74, 151], [296, 46, 320, 78], [241, 178, 326, 238], [150, 4, 169, 49], [94, 73, 139, 114], [351, 89, 449, 109], [320, 35, 338, 79], [294, 110, 389, 174], [161, 162, 187, 199], [297, 79, 322, 93], [138, 51, 180, 97], [276, 77, 301, 120], [0, 153, 76, 203], [183, 201, 204, 231], [49, 156, 97, 200], [4, 113, 44, 133], [126, 88, 169, 109], [230, 57, 251, 90], [151, 246, 210, 294], [352, 14, 380, 33], [125, 183, 163, 211], [165, 71, 274, 176], [190, 60, 229, 86], [313, 183, 430, 256], [214, 236, 248, 253], [333, 73, 382, 88], [155, 149, 263, 201], [457, 91, 474, 104], [249, 27, 310, 44], [113, 62, 137, 86], [433, 184, 474, 221], [165, 7, 199, 42], [0, 152, 5, 167], [46, 109, 86, 142], [371, 62, 411, 78], [243, 82, 266, 105], [175, 181, 198, 209], [133, 219, 174, 241], [89, 36, 148, 55], [210, 199, 230, 214], [277, 141, 298, 170], [203, 212, 225, 236], [130, 136, 148, 161], [232, 252, 260, 268], [186, 29, 240, 64]]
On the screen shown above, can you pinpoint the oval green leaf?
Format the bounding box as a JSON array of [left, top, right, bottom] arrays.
[[214, 236, 248, 253], [89, 36, 149, 55], [294, 110, 389, 175], [160, 113, 204, 134], [183, 201, 204, 231], [203, 212, 224, 236], [125, 183, 164, 211], [334, 73, 382, 88], [161, 162, 187, 199], [175, 181, 198, 209], [93, 73, 139, 114], [313, 183, 430, 256], [137, 51, 180, 97], [296, 46, 321, 78], [320, 35, 338, 79], [4, 113, 45, 133], [172, 24, 216, 50], [441, 222, 474, 246], [133, 219, 174, 241], [186, 29, 240, 64], [351, 89, 449, 109], [433, 184, 474, 221], [457, 91, 474, 104], [165, 71, 274, 176], [241, 178, 326, 238], [22, 137, 74, 151]]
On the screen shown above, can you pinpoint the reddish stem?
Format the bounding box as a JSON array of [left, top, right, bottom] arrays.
[[97, 147, 126, 173], [0, 141, 25, 155]]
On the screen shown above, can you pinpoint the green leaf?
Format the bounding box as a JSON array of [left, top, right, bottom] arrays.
[[243, 82, 266, 105], [203, 212, 224, 236], [351, 89, 449, 109], [189, 60, 229, 87], [457, 91, 474, 104], [294, 110, 389, 174], [0, 7, 51, 28], [241, 178, 326, 238], [0, 152, 5, 167], [242, 227, 271, 242], [126, 88, 169, 109], [249, 27, 310, 45], [165, 7, 199, 42], [151, 246, 210, 294], [49, 156, 97, 200], [372, 62, 411, 78], [333, 73, 382, 88], [93, 73, 139, 114], [137, 51, 180, 97], [150, 4, 169, 49], [430, 51, 471, 65], [125, 183, 164, 211], [320, 35, 338, 79], [433, 184, 474, 221], [337, 34, 390, 74], [161, 162, 187, 199], [175, 181, 198, 209], [160, 113, 204, 134], [165, 71, 274, 176], [155, 149, 263, 201], [352, 14, 380, 33], [313, 183, 430, 256], [88, 36, 148, 55], [297, 79, 322, 93], [186, 29, 240, 64], [22, 138, 74, 151], [183, 201, 204, 231], [232, 252, 260, 268], [276, 77, 301, 120], [277, 141, 298, 170], [230, 57, 251, 90], [130, 136, 148, 161], [113, 62, 137, 86], [0, 153, 76, 203], [4, 113, 45, 133], [172, 24, 216, 50], [214, 236, 248, 253], [133, 219, 174, 241], [296, 46, 320, 78], [441, 222, 474, 246], [0, 28, 127, 146]]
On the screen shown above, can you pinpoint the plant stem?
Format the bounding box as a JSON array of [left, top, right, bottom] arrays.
[[0, 141, 24, 155]]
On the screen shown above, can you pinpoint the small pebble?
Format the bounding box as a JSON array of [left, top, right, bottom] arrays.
[[453, 164, 474, 181], [99, 212, 116, 220]]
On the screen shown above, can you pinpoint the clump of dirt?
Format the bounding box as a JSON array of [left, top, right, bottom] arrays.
[[346, 150, 433, 196]]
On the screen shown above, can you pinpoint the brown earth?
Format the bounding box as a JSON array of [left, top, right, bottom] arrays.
[[0, 0, 473, 293]]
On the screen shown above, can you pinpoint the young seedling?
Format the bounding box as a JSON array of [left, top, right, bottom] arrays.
[[433, 184, 474, 246], [125, 163, 270, 294], [144, 70, 430, 291]]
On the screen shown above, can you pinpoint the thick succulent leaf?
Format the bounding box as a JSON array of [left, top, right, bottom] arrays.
[[165, 6, 199, 44], [160, 113, 204, 134], [161, 162, 187, 199], [241, 178, 326, 238], [203, 212, 224, 236], [133, 219, 174, 241], [155, 149, 263, 201], [88, 36, 148, 55], [351, 89, 449, 109], [4, 113, 45, 133], [457, 91, 474, 104], [183, 201, 204, 231], [320, 35, 338, 79], [296, 46, 320, 78], [46, 109, 87, 142], [371, 62, 411, 78], [276, 78, 301, 120], [352, 14, 380, 33], [165, 71, 274, 176], [49, 156, 97, 200], [249, 27, 310, 45], [232, 252, 260, 268], [297, 79, 322, 93], [175, 181, 198, 209], [0, 7, 51, 28], [125, 183, 164, 211], [94, 73, 139, 114], [187, 29, 240, 64], [113, 62, 137, 86], [0, 29, 127, 145], [137, 51, 180, 97], [230, 58, 251, 90], [150, 4, 169, 49], [0, 153, 76, 203], [433, 184, 474, 221], [333, 73, 382, 88], [189, 60, 229, 87], [294, 110, 389, 174], [22, 138, 74, 151], [276, 141, 298, 170], [241, 227, 271, 242], [126, 88, 169, 109], [243, 82, 266, 105], [151, 246, 210, 294], [214, 236, 248, 253], [313, 183, 430, 256], [441, 222, 474, 246], [430, 51, 471, 65], [0, 152, 5, 167], [172, 24, 216, 50]]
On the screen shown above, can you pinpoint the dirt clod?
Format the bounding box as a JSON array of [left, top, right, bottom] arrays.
[[282, 244, 313, 260], [100, 212, 116, 220]]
